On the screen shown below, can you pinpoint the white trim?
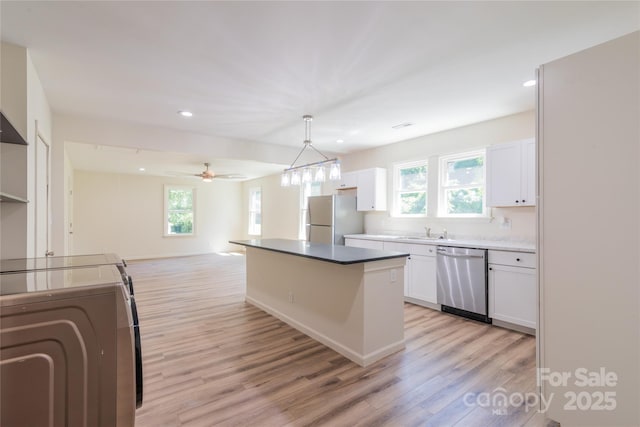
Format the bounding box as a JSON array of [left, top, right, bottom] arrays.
[[34, 120, 51, 257]]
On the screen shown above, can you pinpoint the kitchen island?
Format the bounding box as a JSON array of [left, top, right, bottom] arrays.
[[229, 239, 409, 367]]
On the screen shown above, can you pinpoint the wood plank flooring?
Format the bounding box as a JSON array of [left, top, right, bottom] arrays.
[[127, 253, 552, 427]]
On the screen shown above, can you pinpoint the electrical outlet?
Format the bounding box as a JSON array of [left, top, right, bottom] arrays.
[[500, 218, 512, 230], [288, 291, 294, 303], [390, 269, 397, 283]]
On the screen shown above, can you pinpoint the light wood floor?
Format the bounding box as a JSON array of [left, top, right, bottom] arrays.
[[127, 253, 552, 427]]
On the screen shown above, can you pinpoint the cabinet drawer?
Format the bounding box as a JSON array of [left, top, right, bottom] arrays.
[[488, 250, 536, 268], [407, 243, 436, 257]]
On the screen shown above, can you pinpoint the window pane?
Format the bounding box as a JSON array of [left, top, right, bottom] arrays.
[[400, 165, 427, 190], [168, 211, 193, 234], [400, 191, 426, 215], [445, 188, 483, 214], [445, 157, 484, 186], [168, 189, 193, 210]]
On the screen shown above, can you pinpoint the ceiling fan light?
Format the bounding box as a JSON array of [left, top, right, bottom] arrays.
[[202, 176, 213, 183]]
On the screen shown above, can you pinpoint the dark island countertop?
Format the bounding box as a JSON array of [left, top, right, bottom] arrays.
[[229, 238, 409, 265]]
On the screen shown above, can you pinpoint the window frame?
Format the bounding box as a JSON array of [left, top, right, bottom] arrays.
[[392, 159, 429, 218], [438, 150, 487, 218], [164, 185, 196, 237], [248, 186, 262, 236]]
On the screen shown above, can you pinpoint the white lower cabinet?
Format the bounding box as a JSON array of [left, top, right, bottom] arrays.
[[488, 250, 536, 331], [383, 241, 437, 306], [408, 253, 436, 304]]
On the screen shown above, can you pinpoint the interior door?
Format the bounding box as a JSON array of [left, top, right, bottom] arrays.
[[35, 131, 51, 257], [67, 173, 74, 255]]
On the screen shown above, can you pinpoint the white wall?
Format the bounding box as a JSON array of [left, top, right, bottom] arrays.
[[0, 43, 52, 259], [72, 170, 243, 259], [342, 110, 536, 242], [240, 173, 300, 241], [1, 43, 29, 259]]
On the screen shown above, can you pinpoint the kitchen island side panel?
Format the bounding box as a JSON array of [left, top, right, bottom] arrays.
[[243, 247, 405, 366]]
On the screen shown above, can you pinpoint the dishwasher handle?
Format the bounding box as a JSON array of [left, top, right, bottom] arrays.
[[436, 249, 485, 259]]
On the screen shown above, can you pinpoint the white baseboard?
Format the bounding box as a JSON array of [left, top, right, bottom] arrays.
[[246, 296, 404, 367]]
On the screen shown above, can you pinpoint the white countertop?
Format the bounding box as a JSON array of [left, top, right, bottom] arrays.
[[344, 234, 535, 253]]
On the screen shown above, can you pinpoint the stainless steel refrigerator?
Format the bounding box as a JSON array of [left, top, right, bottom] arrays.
[[306, 195, 363, 245]]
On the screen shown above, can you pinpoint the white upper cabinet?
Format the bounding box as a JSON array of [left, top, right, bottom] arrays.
[[486, 138, 535, 207], [335, 171, 358, 190], [356, 168, 387, 211]]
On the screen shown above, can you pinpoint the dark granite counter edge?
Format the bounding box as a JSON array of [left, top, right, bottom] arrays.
[[229, 240, 409, 266]]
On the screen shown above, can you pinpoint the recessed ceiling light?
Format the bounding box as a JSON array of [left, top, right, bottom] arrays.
[[336, 139, 344, 144], [178, 110, 193, 117], [139, 167, 145, 172], [523, 80, 537, 87], [392, 122, 414, 129]]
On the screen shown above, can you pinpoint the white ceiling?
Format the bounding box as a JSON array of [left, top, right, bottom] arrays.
[[2, 1, 639, 178]]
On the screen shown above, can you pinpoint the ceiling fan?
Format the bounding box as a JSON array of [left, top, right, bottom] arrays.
[[193, 163, 246, 182]]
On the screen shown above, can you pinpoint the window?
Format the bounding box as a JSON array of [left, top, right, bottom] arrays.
[[248, 187, 262, 236], [164, 185, 195, 236], [299, 182, 322, 240], [438, 150, 486, 217], [393, 160, 428, 217]]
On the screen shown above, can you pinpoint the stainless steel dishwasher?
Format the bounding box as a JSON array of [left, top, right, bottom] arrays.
[[436, 246, 491, 323]]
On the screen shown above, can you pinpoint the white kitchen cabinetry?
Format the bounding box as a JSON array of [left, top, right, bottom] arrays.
[[488, 250, 536, 332], [344, 237, 383, 250], [356, 168, 386, 211], [335, 171, 358, 190], [383, 241, 437, 307], [486, 138, 535, 207]]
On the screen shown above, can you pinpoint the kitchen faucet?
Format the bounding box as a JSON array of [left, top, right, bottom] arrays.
[[442, 229, 448, 239], [424, 226, 431, 238]]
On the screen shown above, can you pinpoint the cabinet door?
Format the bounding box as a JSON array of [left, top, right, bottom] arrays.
[[336, 171, 358, 190], [489, 264, 536, 329], [345, 238, 383, 250], [520, 138, 536, 206], [486, 141, 522, 207], [356, 168, 387, 211], [409, 254, 437, 304]]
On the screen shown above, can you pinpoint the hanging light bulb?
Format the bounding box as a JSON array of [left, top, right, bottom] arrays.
[[290, 169, 301, 186], [281, 171, 291, 187], [314, 166, 326, 182], [302, 167, 312, 183], [329, 162, 341, 181]]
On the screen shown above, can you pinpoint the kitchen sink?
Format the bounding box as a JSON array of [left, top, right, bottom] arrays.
[[397, 236, 445, 241]]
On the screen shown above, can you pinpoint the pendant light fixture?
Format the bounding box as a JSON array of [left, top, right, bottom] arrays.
[[281, 115, 341, 187]]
